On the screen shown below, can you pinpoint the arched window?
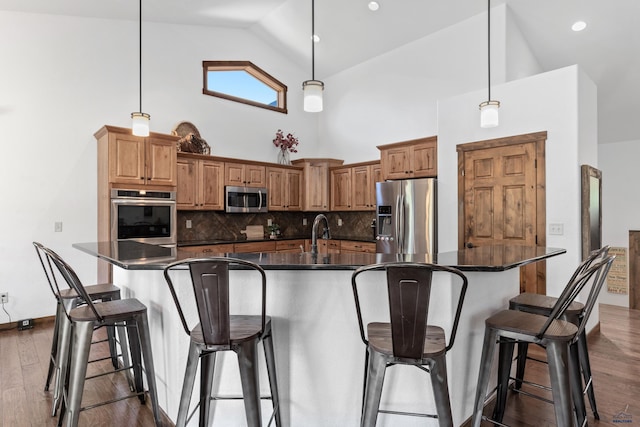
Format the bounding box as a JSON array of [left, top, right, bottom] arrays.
[[203, 61, 287, 114]]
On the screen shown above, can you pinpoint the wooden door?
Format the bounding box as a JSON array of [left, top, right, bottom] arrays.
[[267, 167, 285, 211], [412, 141, 437, 177], [331, 167, 352, 210], [352, 165, 370, 210], [110, 133, 145, 185], [200, 160, 224, 210], [176, 157, 197, 209], [458, 132, 547, 294], [146, 137, 176, 186], [285, 169, 303, 210]]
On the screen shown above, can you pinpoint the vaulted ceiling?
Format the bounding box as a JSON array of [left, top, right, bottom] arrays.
[[1, 0, 637, 144]]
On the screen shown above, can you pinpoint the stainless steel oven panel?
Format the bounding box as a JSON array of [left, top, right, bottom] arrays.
[[110, 197, 177, 245], [225, 186, 268, 213]]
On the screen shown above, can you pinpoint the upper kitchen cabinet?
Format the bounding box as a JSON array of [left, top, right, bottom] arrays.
[[378, 136, 437, 180], [94, 125, 178, 188], [267, 166, 303, 211], [351, 161, 381, 211], [225, 161, 266, 188], [330, 166, 353, 211], [291, 158, 344, 212], [177, 153, 224, 210]]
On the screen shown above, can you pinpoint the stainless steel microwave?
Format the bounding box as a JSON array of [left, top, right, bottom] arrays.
[[110, 189, 177, 245], [225, 186, 268, 213]]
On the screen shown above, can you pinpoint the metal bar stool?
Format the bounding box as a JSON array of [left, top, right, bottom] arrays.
[[33, 242, 133, 416], [471, 255, 614, 427], [40, 245, 161, 427], [351, 262, 468, 426], [163, 257, 281, 427], [507, 246, 610, 421]]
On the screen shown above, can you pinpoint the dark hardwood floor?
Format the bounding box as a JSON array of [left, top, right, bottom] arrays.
[[1, 304, 638, 426]]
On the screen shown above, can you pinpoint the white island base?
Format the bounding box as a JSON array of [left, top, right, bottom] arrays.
[[113, 267, 519, 427]]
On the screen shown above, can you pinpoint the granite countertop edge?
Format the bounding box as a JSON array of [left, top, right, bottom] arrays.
[[178, 236, 377, 246]]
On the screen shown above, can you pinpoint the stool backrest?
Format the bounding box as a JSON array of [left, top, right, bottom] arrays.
[[163, 257, 267, 346], [538, 254, 615, 340], [352, 262, 468, 359], [33, 241, 62, 301], [36, 244, 104, 322]]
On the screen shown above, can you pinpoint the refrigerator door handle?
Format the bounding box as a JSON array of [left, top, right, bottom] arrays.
[[398, 194, 405, 253]]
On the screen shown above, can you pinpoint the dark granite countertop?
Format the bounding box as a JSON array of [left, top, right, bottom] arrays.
[[73, 241, 565, 272], [178, 236, 376, 247]]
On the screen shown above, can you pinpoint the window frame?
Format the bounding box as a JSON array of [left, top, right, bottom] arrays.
[[202, 60, 288, 114]]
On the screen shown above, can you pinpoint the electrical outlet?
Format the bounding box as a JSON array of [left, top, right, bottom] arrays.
[[302, 218, 307, 226], [337, 218, 343, 227], [267, 219, 273, 226], [186, 219, 192, 229], [0, 292, 8, 304]]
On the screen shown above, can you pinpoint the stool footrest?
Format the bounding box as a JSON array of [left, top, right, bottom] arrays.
[[378, 409, 438, 419]]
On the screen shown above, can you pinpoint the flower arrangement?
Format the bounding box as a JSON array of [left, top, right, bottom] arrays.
[[273, 129, 299, 153]]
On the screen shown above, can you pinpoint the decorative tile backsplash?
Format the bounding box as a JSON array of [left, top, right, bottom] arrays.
[[178, 211, 376, 243]]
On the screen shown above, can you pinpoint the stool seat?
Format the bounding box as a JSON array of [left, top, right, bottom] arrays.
[[69, 298, 148, 322], [510, 292, 583, 314], [58, 283, 121, 300], [191, 315, 267, 349], [486, 309, 577, 340], [368, 323, 446, 358]]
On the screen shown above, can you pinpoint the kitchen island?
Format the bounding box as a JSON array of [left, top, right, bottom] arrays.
[[74, 241, 565, 427]]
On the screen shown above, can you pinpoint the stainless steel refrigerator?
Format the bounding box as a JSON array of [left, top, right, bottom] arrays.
[[375, 178, 437, 254]]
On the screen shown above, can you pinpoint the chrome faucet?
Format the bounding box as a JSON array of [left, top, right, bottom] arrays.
[[311, 214, 331, 255]]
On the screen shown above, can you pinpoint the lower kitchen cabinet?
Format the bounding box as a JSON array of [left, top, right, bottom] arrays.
[[339, 241, 376, 254], [234, 241, 276, 253], [276, 239, 306, 253], [181, 243, 235, 256]]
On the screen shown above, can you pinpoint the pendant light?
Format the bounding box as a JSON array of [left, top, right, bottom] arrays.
[[479, 0, 500, 128], [131, 0, 150, 136], [302, 0, 324, 112]]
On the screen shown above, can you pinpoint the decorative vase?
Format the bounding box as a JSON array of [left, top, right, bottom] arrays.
[[277, 148, 291, 165]]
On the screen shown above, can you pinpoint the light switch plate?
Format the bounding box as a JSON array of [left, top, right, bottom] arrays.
[[549, 223, 564, 235]]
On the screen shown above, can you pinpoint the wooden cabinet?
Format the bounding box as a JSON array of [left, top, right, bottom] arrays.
[[233, 241, 276, 253], [95, 125, 178, 188], [340, 241, 376, 254], [225, 162, 266, 188], [177, 154, 224, 210], [331, 161, 381, 211], [291, 158, 344, 211], [267, 166, 303, 211], [275, 240, 306, 253], [378, 136, 437, 180], [351, 161, 381, 211], [330, 166, 353, 211]]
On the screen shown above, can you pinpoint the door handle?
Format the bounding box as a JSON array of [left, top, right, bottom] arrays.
[[466, 242, 474, 249]]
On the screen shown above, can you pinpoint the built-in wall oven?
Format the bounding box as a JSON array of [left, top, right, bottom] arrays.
[[110, 189, 177, 246]]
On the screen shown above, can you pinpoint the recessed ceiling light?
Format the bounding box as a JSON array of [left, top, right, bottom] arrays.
[[572, 21, 587, 32], [368, 1, 380, 11]]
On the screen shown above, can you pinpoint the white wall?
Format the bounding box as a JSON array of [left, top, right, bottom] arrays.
[[599, 139, 640, 307], [0, 11, 317, 322]]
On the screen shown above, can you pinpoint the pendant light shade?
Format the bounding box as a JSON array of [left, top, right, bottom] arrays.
[[479, 0, 499, 128], [303, 0, 323, 112], [131, 112, 150, 136], [131, 0, 150, 136], [303, 80, 324, 112]]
